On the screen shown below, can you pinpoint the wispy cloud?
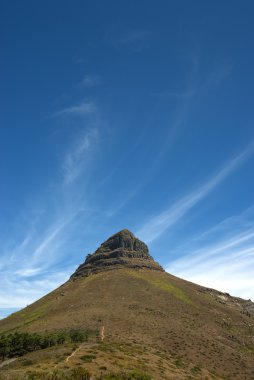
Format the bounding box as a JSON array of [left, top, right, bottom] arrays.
[[81, 75, 101, 87], [0, 125, 101, 309], [0, 271, 70, 308], [63, 127, 99, 184], [167, 208, 254, 300], [1, 211, 80, 279], [99, 57, 232, 221], [110, 29, 153, 51], [200, 61, 233, 92], [15, 268, 42, 277], [54, 101, 96, 117], [0, 203, 92, 308], [117, 30, 152, 44], [173, 228, 254, 270], [138, 142, 254, 243]]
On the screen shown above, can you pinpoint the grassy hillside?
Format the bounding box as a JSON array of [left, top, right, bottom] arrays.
[[0, 269, 254, 379]]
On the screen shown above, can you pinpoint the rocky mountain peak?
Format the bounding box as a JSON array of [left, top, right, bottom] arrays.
[[71, 229, 164, 279], [98, 229, 148, 253]]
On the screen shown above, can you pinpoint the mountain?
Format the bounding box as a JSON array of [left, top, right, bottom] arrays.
[[71, 229, 163, 278], [0, 230, 254, 379]]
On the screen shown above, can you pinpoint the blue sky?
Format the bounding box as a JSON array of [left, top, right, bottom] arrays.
[[1, 1, 254, 317]]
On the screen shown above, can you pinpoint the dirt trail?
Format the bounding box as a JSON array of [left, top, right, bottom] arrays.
[[65, 344, 85, 363], [100, 325, 105, 341], [0, 358, 16, 368], [65, 325, 105, 364]]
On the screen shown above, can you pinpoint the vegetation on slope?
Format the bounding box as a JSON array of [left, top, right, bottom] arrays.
[[0, 331, 89, 361], [0, 368, 151, 380], [0, 269, 254, 379]]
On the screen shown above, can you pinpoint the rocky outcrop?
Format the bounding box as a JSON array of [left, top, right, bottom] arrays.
[[71, 229, 164, 279]]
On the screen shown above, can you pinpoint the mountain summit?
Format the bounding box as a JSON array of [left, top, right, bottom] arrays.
[[1, 230, 254, 379], [71, 229, 163, 278]]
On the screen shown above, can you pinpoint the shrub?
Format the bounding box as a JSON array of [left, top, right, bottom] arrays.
[[80, 354, 96, 363], [70, 368, 91, 380], [69, 331, 88, 343]]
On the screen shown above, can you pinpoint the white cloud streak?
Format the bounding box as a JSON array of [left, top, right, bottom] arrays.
[[63, 127, 99, 184], [117, 30, 152, 44], [0, 271, 70, 308], [0, 124, 101, 309], [170, 229, 254, 272], [81, 75, 101, 87], [167, 212, 254, 300], [0, 209, 89, 308], [110, 29, 153, 51], [138, 142, 254, 243], [54, 101, 95, 116]]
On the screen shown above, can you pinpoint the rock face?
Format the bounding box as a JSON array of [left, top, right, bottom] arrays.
[[71, 229, 164, 279]]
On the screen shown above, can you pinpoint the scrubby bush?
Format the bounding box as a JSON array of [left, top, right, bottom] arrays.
[[69, 330, 88, 343], [80, 354, 96, 363], [70, 368, 91, 380]]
